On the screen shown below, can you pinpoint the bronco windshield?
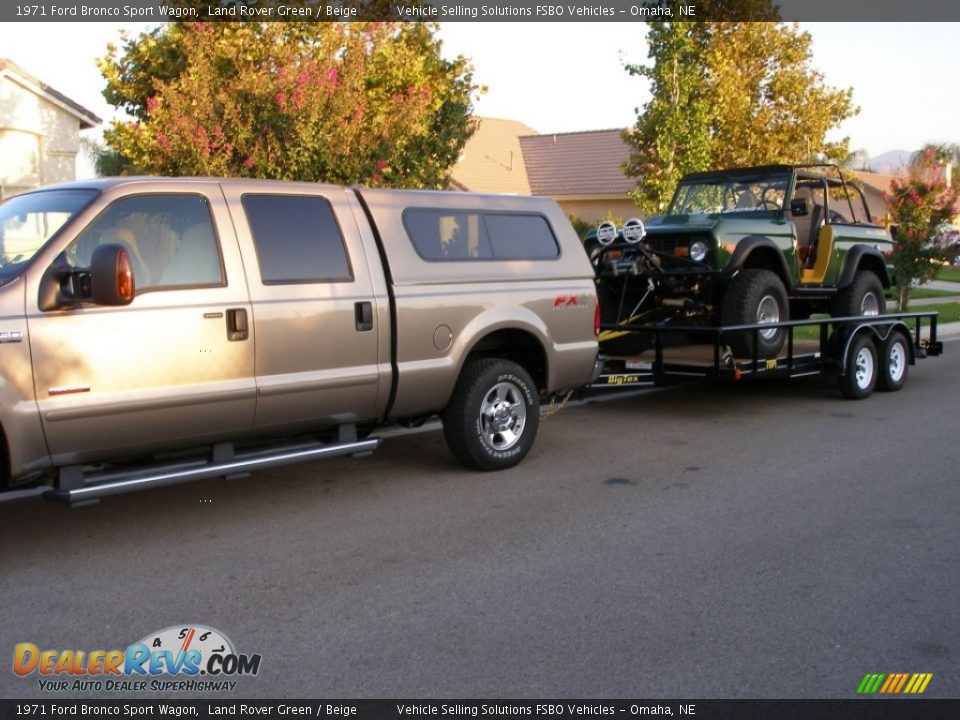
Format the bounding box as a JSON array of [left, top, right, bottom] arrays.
[[0, 189, 97, 284], [668, 172, 791, 216]]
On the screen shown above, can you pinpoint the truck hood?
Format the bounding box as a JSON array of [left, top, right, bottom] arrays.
[[645, 214, 722, 233]]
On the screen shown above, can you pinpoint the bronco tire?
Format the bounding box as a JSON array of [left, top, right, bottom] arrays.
[[442, 358, 539, 471], [839, 334, 878, 400], [721, 269, 789, 359], [832, 270, 885, 318], [877, 330, 910, 392]]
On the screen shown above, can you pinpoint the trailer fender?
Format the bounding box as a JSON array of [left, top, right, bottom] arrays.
[[832, 321, 915, 375]]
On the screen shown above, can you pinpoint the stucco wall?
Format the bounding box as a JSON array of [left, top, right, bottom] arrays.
[[556, 198, 643, 224], [0, 75, 82, 196]]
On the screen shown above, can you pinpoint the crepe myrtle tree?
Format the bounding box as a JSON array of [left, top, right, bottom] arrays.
[[887, 147, 960, 310], [98, 21, 478, 188]]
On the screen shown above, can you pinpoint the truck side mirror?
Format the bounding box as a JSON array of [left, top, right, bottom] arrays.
[[90, 244, 135, 306], [790, 198, 810, 217]]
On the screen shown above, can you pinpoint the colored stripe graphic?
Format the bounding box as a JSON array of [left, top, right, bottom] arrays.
[[857, 673, 932, 694], [857, 674, 884, 694]]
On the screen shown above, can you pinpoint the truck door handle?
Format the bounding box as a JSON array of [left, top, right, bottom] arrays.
[[355, 301, 373, 332], [226, 308, 249, 341]]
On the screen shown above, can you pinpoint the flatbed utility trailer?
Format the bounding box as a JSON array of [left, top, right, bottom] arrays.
[[593, 312, 943, 399]]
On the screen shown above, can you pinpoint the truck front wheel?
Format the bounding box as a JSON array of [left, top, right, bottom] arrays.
[[721, 269, 789, 358], [442, 358, 540, 471]]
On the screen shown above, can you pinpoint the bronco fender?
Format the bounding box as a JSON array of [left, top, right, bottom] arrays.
[[723, 236, 794, 293], [838, 245, 892, 288]]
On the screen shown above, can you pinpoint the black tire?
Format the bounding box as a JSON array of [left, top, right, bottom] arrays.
[[442, 358, 539, 471], [839, 334, 878, 399], [721, 269, 789, 359], [877, 330, 910, 392], [832, 270, 885, 318]]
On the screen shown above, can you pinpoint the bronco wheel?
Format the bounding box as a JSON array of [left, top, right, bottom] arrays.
[[877, 330, 909, 392], [442, 358, 539, 471], [721, 268, 789, 358], [839, 334, 878, 399], [832, 270, 885, 318]]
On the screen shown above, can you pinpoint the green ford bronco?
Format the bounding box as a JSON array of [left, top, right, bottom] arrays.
[[591, 164, 895, 358]]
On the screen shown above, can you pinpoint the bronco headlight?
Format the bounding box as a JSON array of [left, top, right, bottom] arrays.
[[689, 240, 709, 263]]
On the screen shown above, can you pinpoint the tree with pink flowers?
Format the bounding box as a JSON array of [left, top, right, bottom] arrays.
[[97, 22, 478, 188], [887, 145, 960, 310]]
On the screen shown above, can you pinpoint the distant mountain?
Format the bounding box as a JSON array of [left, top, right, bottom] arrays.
[[869, 149, 913, 175]]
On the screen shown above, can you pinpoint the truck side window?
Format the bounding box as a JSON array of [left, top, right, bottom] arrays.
[[404, 210, 494, 260], [68, 194, 223, 292], [404, 209, 559, 261], [242, 195, 352, 284], [484, 213, 559, 259]]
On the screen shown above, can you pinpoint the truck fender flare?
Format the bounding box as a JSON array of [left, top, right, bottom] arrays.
[[723, 236, 794, 293], [838, 245, 892, 288]]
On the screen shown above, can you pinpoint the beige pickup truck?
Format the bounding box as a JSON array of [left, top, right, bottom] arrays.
[[0, 178, 599, 505]]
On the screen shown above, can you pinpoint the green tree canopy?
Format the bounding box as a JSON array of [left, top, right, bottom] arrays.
[[624, 15, 858, 213], [98, 22, 478, 188]]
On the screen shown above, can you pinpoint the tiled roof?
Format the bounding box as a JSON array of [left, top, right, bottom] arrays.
[[450, 117, 534, 195], [519, 129, 634, 197], [853, 170, 897, 196], [0, 58, 101, 129]]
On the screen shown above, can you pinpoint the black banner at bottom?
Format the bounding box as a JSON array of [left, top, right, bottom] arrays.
[[2, 700, 959, 720]]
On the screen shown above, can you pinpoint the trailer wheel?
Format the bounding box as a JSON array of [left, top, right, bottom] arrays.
[[839, 334, 878, 399], [877, 330, 909, 392], [721, 269, 789, 359], [442, 358, 539, 471], [832, 270, 885, 318]]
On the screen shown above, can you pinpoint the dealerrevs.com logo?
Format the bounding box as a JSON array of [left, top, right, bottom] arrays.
[[13, 625, 262, 693]]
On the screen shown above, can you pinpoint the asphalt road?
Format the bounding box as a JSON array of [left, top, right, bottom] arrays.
[[2, 344, 958, 700]]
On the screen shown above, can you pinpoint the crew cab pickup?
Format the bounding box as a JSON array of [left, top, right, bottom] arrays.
[[0, 178, 598, 504]]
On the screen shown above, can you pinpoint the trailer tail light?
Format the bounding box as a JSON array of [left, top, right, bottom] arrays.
[[594, 297, 601, 336]]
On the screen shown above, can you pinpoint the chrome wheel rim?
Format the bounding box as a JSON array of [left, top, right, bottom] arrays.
[[861, 292, 880, 316], [757, 295, 781, 341], [480, 381, 526, 451], [854, 347, 875, 389], [887, 341, 906, 383]]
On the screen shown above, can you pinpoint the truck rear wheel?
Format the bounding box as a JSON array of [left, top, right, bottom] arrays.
[[832, 270, 885, 318], [442, 358, 539, 471], [721, 269, 789, 359], [839, 334, 878, 399]]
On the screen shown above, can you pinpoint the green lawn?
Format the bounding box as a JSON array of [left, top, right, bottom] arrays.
[[789, 304, 957, 341], [887, 287, 957, 300], [935, 265, 960, 283], [900, 302, 960, 324]]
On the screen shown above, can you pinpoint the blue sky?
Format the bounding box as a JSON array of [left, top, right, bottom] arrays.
[[2, 21, 957, 175]]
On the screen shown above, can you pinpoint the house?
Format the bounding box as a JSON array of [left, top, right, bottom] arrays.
[[450, 117, 929, 231], [0, 59, 101, 200], [450, 118, 638, 223], [852, 170, 897, 224]]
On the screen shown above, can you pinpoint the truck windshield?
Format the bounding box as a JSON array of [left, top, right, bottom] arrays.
[[668, 173, 790, 216], [0, 189, 97, 284]]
